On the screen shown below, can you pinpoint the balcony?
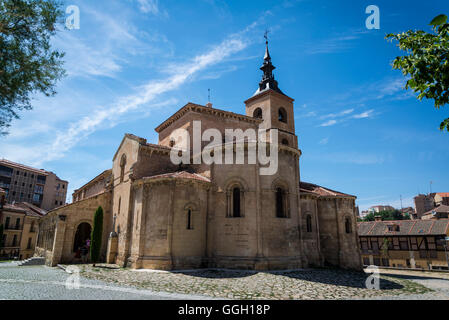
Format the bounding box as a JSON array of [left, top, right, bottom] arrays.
[[0, 182, 10, 189], [5, 225, 22, 231], [0, 171, 12, 178]]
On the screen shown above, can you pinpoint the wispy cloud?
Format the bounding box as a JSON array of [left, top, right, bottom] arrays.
[[352, 109, 375, 119], [305, 29, 369, 55], [320, 119, 337, 127], [319, 137, 329, 145], [17, 21, 264, 165], [320, 108, 354, 120], [135, 0, 168, 16]]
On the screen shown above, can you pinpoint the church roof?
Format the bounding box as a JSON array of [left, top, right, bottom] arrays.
[[141, 171, 211, 183], [300, 181, 356, 199], [154, 102, 262, 133]]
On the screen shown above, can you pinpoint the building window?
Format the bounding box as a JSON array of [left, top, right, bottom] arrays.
[[276, 187, 288, 218], [5, 217, 10, 229], [232, 187, 241, 218], [15, 218, 20, 229], [30, 222, 35, 233], [27, 238, 32, 249], [306, 215, 312, 233], [253, 108, 263, 119], [120, 154, 126, 183], [278, 107, 287, 123], [12, 235, 17, 247], [345, 218, 352, 234], [281, 139, 289, 146], [187, 209, 193, 230], [169, 139, 175, 147]]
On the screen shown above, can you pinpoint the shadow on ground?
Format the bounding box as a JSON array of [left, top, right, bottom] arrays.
[[175, 268, 404, 290]]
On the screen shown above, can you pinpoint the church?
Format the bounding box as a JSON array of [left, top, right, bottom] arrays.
[[36, 41, 362, 270]]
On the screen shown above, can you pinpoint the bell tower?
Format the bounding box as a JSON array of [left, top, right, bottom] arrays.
[[245, 34, 297, 148]]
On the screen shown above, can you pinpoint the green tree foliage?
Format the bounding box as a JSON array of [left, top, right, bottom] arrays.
[[90, 206, 103, 266], [0, 0, 66, 135], [386, 14, 449, 132], [362, 210, 411, 222]]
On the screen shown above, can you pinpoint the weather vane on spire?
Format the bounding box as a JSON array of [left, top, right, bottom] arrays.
[[264, 29, 269, 44]]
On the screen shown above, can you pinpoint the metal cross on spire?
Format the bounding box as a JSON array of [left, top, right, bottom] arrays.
[[264, 29, 269, 44]]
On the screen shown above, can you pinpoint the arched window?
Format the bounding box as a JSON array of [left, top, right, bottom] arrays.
[[169, 139, 175, 147], [276, 187, 287, 218], [232, 187, 241, 218], [253, 108, 263, 119], [120, 154, 126, 183], [187, 209, 193, 230], [278, 107, 287, 123], [306, 215, 312, 233], [281, 139, 289, 146], [345, 218, 352, 234]]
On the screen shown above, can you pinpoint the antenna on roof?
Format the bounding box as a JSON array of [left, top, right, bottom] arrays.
[[430, 181, 433, 194], [206, 88, 212, 108]]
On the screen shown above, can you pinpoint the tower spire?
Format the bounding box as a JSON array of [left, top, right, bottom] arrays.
[[254, 30, 284, 96]]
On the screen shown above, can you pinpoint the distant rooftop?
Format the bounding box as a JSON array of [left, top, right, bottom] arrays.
[[0, 158, 48, 175]]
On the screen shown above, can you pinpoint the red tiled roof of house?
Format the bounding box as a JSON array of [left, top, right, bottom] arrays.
[[358, 219, 449, 236], [300, 181, 356, 198], [437, 193, 449, 198]]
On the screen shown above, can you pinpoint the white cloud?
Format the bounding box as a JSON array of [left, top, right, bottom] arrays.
[[320, 108, 354, 120], [30, 28, 258, 165], [353, 109, 375, 119], [319, 137, 329, 145], [320, 119, 337, 127], [135, 0, 168, 17], [305, 30, 369, 55]]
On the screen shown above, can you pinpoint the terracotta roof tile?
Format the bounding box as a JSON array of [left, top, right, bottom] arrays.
[[142, 171, 211, 183], [300, 181, 355, 198], [358, 219, 449, 236]]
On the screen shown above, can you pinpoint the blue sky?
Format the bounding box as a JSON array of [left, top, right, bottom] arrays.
[[1, 0, 448, 210]]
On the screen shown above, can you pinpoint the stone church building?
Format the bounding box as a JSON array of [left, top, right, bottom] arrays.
[[36, 43, 362, 270]]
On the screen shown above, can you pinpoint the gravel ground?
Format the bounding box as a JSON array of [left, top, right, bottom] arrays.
[[69, 264, 435, 300], [0, 263, 213, 300]]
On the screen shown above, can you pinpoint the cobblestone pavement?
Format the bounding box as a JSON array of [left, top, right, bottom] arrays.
[[70, 264, 437, 300], [0, 263, 212, 300], [3, 262, 449, 300]]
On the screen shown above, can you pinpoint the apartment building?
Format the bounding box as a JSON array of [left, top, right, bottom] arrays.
[[0, 159, 68, 211], [0, 189, 46, 260]]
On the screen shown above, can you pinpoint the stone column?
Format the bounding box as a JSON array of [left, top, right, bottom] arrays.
[[50, 215, 67, 267], [106, 234, 118, 264], [106, 215, 118, 264]]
